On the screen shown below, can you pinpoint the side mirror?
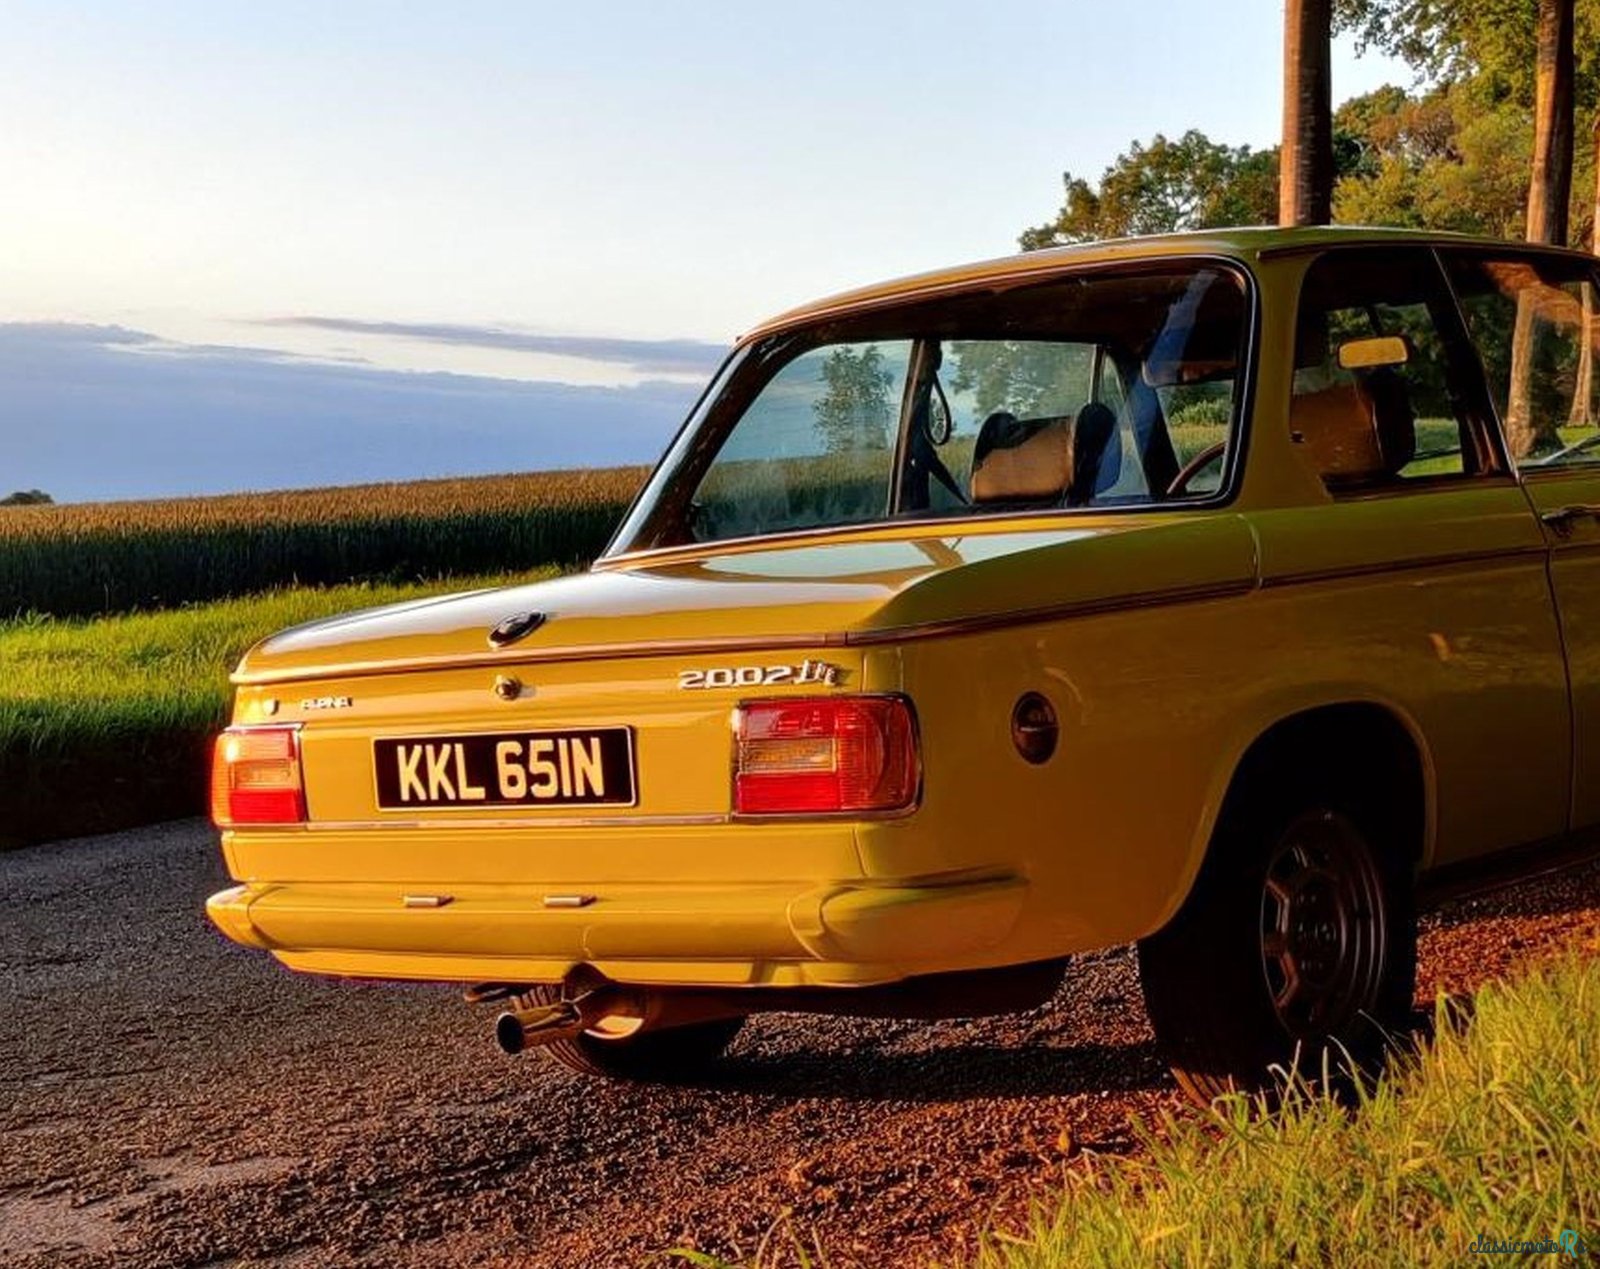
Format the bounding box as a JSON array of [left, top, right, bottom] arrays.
[[1337, 335, 1409, 371]]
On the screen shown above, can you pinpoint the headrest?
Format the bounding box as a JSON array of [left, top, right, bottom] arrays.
[[1071, 402, 1119, 502], [1291, 368, 1416, 482], [971, 412, 1071, 502], [970, 403, 1121, 505]]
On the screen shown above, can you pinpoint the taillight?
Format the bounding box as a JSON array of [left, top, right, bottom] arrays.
[[733, 696, 918, 816], [211, 726, 305, 826]]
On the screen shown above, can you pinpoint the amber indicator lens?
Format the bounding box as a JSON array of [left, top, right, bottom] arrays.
[[734, 696, 918, 815], [211, 725, 305, 826]]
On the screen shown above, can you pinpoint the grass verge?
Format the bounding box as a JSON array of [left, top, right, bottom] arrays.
[[968, 953, 1600, 1267], [676, 950, 1600, 1268], [1, 570, 552, 847]]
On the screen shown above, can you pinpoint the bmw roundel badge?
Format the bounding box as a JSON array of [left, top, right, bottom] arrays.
[[487, 610, 547, 648]]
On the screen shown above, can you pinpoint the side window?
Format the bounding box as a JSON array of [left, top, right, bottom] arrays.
[[1292, 249, 1482, 490], [1442, 253, 1600, 466]]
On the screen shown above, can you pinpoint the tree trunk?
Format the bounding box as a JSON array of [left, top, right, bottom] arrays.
[[1569, 115, 1599, 428], [1526, 0, 1576, 247], [1571, 284, 1595, 428], [1280, 0, 1333, 226], [1507, 0, 1576, 458]]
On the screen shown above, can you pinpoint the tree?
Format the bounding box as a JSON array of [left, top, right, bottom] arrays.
[[1021, 131, 1277, 249], [1335, 0, 1600, 240], [0, 489, 52, 506], [1332, 82, 1532, 237], [1571, 114, 1600, 426], [1506, 0, 1577, 457], [1282, 0, 1336, 224], [1527, 0, 1577, 245], [812, 346, 894, 453], [1336, 0, 1600, 107]]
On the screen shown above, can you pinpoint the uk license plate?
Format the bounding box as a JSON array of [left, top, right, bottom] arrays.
[[374, 728, 636, 809]]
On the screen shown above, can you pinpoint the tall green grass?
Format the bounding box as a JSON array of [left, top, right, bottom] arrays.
[[0, 571, 552, 846], [0, 467, 643, 618], [675, 952, 1600, 1268], [963, 954, 1599, 1268]]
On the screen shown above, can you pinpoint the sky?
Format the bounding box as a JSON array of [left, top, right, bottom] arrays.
[[0, 2, 1410, 501]]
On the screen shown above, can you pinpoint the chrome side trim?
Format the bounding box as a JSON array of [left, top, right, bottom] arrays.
[[1257, 544, 1549, 591], [843, 578, 1259, 646], [302, 812, 731, 831], [232, 631, 848, 686]]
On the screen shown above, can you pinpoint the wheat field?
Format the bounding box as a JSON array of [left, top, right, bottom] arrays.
[[0, 467, 647, 618]]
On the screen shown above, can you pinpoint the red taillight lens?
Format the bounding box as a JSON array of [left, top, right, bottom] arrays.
[[211, 726, 305, 826], [734, 696, 918, 816]]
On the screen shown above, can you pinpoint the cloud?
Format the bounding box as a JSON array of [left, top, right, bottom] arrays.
[[2, 322, 155, 347], [0, 323, 698, 502], [258, 316, 729, 377]]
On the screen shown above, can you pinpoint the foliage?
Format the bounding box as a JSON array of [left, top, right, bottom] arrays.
[[1333, 1, 1599, 247], [812, 345, 896, 452], [0, 466, 644, 619], [0, 489, 52, 506], [1334, 0, 1600, 108], [0, 571, 551, 846], [668, 950, 1600, 1268], [1331, 82, 1528, 236], [1166, 395, 1234, 429], [1015, 97, 1542, 250], [1020, 130, 1279, 248]]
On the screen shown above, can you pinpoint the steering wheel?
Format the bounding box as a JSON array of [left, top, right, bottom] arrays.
[[1166, 442, 1227, 498]]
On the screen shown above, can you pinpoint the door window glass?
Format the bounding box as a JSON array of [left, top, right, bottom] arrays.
[[1292, 249, 1479, 490], [1443, 252, 1600, 467]]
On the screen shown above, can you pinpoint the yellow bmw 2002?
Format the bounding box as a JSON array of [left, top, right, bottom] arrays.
[[209, 227, 1600, 1101]]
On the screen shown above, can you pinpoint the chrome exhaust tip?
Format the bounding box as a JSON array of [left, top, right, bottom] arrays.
[[494, 1000, 583, 1055]]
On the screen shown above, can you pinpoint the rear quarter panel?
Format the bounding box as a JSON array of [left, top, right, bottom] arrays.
[[863, 489, 1566, 965]]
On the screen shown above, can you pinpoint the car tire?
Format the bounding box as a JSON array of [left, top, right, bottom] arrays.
[[516, 984, 746, 1082], [1137, 775, 1416, 1105]]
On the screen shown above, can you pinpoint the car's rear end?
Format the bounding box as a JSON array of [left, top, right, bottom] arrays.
[[206, 573, 1033, 1002]]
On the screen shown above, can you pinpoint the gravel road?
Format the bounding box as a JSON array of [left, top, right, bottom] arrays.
[[3, 821, 1597, 1269]]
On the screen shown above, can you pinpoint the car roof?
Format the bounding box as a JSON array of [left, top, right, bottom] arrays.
[[741, 224, 1595, 342]]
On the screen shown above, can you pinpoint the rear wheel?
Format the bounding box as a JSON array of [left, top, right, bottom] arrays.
[[516, 985, 746, 1082], [1138, 782, 1416, 1105]]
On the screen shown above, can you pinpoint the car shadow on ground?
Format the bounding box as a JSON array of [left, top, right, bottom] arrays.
[[695, 1035, 1171, 1103], [1420, 858, 1600, 930]]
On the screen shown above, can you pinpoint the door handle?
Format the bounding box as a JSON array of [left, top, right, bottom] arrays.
[[1540, 504, 1600, 534]]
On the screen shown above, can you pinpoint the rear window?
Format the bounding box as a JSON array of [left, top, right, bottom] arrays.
[[611, 262, 1251, 554]]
